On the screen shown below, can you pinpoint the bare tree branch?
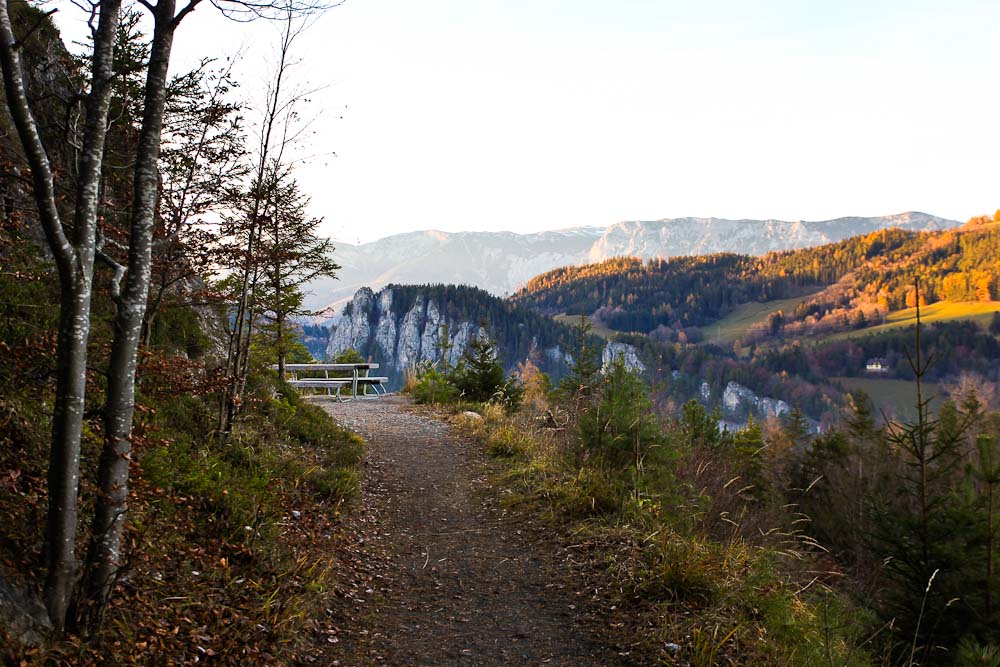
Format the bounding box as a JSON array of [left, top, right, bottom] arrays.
[[96, 247, 126, 304]]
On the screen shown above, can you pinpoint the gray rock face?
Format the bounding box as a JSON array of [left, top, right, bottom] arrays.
[[546, 345, 569, 367], [326, 288, 537, 387], [394, 295, 424, 370], [0, 578, 51, 647], [448, 322, 479, 367], [602, 342, 645, 373], [326, 287, 651, 390], [722, 381, 791, 420], [418, 299, 444, 365], [329, 287, 374, 354], [372, 289, 397, 361]]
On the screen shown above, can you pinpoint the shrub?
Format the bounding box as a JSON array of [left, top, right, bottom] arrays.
[[487, 425, 531, 459], [957, 638, 1000, 667], [556, 316, 602, 409], [141, 437, 272, 543], [411, 367, 458, 405], [334, 348, 365, 364], [307, 468, 360, 502], [517, 359, 553, 414], [149, 305, 212, 359]]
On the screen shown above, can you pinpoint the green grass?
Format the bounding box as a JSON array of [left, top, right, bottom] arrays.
[[826, 301, 1000, 342], [705, 297, 999, 348], [866, 300, 1000, 334], [704, 294, 816, 345], [553, 313, 618, 340], [832, 376, 941, 422]]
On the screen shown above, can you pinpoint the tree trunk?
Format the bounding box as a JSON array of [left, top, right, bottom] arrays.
[[0, 0, 122, 634], [276, 310, 285, 380], [45, 282, 92, 634], [273, 233, 285, 380], [81, 0, 177, 626], [987, 482, 995, 621]]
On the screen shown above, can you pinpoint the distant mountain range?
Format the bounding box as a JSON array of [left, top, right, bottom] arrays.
[[305, 212, 958, 319]]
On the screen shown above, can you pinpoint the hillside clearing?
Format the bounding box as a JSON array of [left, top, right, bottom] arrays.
[[553, 313, 618, 340], [824, 301, 1000, 342], [832, 376, 942, 422], [704, 294, 816, 345], [868, 300, 1000, 333]]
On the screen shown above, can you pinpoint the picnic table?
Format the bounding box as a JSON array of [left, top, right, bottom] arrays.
[[273, 363, 388, 401]]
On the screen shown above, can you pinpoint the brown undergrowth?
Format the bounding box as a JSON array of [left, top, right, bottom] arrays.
[[0, 367, 364, 666]]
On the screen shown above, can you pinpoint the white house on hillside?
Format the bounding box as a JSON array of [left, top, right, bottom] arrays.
[[865, 358, 889, 373]]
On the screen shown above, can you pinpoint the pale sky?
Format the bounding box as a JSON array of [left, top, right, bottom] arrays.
[[53, 0, 1000, 243]]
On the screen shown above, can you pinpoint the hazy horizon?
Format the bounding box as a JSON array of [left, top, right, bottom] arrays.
[[327, 209, 960, 246], [52, 0, 1000, 244]]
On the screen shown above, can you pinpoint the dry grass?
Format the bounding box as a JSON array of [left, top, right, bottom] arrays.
[[451, 401, 878, 666]]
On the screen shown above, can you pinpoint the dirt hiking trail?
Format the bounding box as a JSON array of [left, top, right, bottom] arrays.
[[315, 395, 633, 667]]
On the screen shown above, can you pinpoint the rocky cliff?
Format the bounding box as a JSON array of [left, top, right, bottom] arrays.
[[327, 287, 479, 374], [326, 285, 646, 390], [326, 285, 572, 388]]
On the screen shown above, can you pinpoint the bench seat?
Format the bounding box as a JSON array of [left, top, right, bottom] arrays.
[[285, 376, 390, 400], [286, 379, 352, 388]]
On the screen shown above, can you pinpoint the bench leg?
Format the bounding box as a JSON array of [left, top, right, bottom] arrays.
[[363, 383, 384, 398]]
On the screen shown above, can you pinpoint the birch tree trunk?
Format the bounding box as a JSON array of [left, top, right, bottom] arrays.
[[0, 0, 121, 634], [81, 0, 183, 625]]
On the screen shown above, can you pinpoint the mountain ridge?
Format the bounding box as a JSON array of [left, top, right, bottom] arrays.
[[305, 212, 958, 319], [512, 221, 1000, 342]]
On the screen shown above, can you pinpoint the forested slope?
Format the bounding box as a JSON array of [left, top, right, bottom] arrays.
[[513, 220, 1000, 338]]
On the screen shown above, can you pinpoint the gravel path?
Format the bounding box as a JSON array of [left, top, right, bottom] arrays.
[[314, 395, 629, 667]]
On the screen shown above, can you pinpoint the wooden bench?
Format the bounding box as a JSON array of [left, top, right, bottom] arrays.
[[273, 363, 388, 401]]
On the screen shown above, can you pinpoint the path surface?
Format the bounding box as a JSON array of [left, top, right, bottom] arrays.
[[315, 396, 630, 667]]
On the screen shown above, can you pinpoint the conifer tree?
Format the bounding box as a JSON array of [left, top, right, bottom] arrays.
[[578, 355, 663, 493], [969, 434, 1000, 628], [558, 316, 601, 410], [869, 292, 976, 658], [782, 405, 813, 449], [255, 165, 339, 379], [450, 330, 506, 403], [679, 399, 721, 450]]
